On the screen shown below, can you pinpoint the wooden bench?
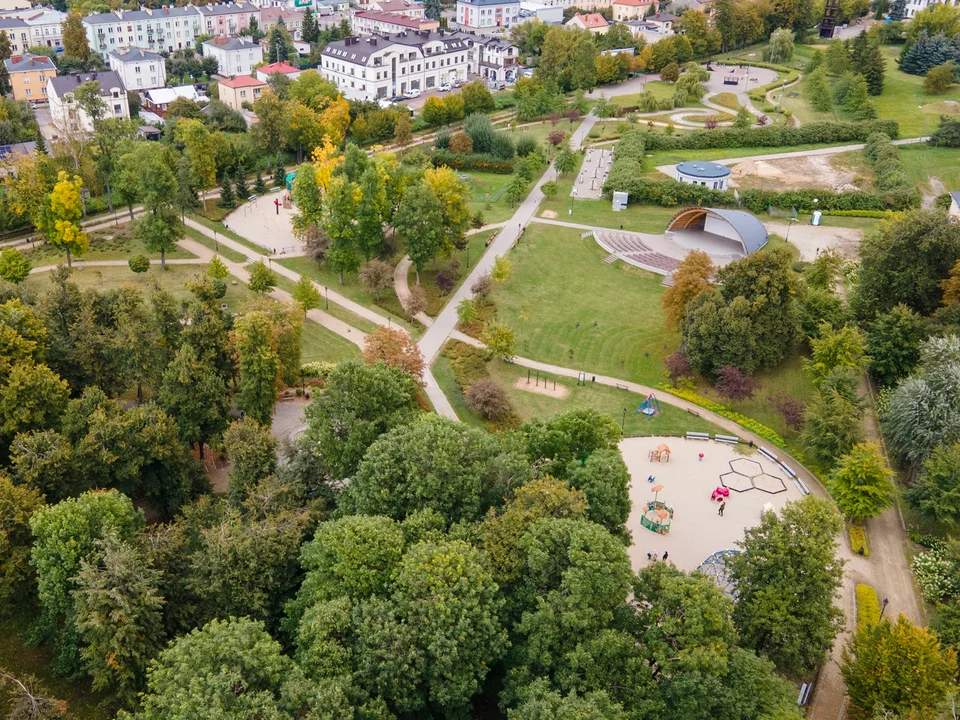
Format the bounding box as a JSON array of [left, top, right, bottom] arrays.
[[779, 463, 798, 479], [686, 432, 710, 441], [715, 434, 739, 444], [759, 447, 778, 463], [795, 478, 810, 496]]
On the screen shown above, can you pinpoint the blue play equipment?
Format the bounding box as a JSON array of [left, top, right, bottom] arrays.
[[635, 393, 661, 419]]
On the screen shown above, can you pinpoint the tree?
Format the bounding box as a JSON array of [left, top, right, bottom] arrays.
[[206, 255, 228, 280], [222, 417, 277, 505], [733, 104, 753, 128], [931, 114, 960, 147], [323, 178, 362, 284], [858, 40, 887, 96], [464, 378, 511, 421], [0, 669, 67, 720], [925, 61, 957, 93], [127, 617, 302, 720], [0, 362, 70, 444], [424, 0, 443, 20], [676, 11, 721, 57], [805, 322, 869, 387], [359, 259, 393, 300], [356, 166, 386, 260], [461, 80, 496, 115], [44, 172, 88, 267], [507, 678, 628, 720], [729, 495, 845, 675], [395, 183, 444, 284], [29, 490, 143, 675], [714, 365, 758, 401], [867, 304, 929, 386], [394, 539, 506, 707], [0, 31, 9, 62], [908, 441, 960, 524], [362, 327, 425, 385], [247, 260, 278, 294], [829, 442, 895, 520], [175, 120, 217, 210], [303, 360, 419, 480], [852, 209, 960, 321], [660, 61, 680, 82], [132, 207, 180, 271], [482, 320, 516, 360], [0, 246, 30, 284], [288, 275, 321, 316], [62, 12, 89, 63], [492, 255, 512, 282], [0, 474, 44, 611], [128, 254, 150, 276], [660, 249, 714, 328], [841, 615, 957, 717], [231, 311, 280, 425], [403, 285, 428, 319], [825, 40, 851, 75], [73, 536, 165, 706], [301, 6, 319, 44], [802, 388, 864, 466], [393, 112, 412, 154], [807, 65, 834, 112], [566, 448, 630, 540], [505, 173, 528, 207], [157, 343, 229, 460], [764, 28, 795, 63], [842, 73, 877, 120], [554, 145, 576, 175], [423, 166, 471, 257], [889, 0, 906, 19], [216, 178, 236, 210]]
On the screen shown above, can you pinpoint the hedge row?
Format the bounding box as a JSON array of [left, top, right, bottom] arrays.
[[739, 186, 919, 213], [604, 171, 734, 206], [855, 583, 880, 631], [431, 150, 515, 174], [849, 525, 870, 558], [863, 132, 915, 195], [747, 69, 800, 102], [613, 130, 646, 161], [641, 119, 900, 151], [659, 384, 787, 448], [822, 209, 901, 218]]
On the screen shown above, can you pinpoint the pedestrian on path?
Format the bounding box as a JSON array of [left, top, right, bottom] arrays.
[[662, 551, 669, 562], [718, 501, 726, 517]]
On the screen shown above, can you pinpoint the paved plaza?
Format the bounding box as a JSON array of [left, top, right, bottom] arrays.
[[573, 146, 614, 200], [224, 189, 306, 256], [620, 436, 804, 574]]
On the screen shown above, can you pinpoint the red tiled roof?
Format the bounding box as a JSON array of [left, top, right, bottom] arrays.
[[258, 61, 299, 75], [571, 12, 609, 28], [219, 75, 267, 88]]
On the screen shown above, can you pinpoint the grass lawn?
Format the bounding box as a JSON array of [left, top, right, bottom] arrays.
[[299, 316, 361, 363], [610, 80, 691, 107], [182, 227, 247, 263], [462, 171, 519, 224], [711, 92, 743, 110], [275, 256, 415, 334], [492, 223, 678, 387], [0, 610, 114, 720], [411, 230, 497, 316], [23, 224, 198, 266], [273, 274, 380, 334], [896, 144, 960, 191], [434, 352, 726, 437], [502, 117, 584, 147], [640, 142, 860, 170]]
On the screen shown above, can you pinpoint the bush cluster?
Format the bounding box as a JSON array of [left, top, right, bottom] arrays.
[[855, 583, 879, 630], [849, 526, 870, 558], [911, 542, 960, 604], [822, 209, 901, 218], [658, 384, 787, 448], [431, 150, 515, 174], [863, 132, 915, 194], [642, 119, 899, 151], [739, 186, 919, 213]]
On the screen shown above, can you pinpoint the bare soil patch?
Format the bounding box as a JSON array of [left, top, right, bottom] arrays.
[[514, 376, 570, 398], [540, 209, 558, 219], [730, 154, 862, 191]]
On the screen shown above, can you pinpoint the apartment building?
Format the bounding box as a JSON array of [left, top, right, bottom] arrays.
[[48, 71, 129, 135], [3, 53, 56, 102], [611, 0, 657, 20], [260, 7, 305, 39], [370, 0, 427, 19], [455, 0, 520, 29], [320, 31, 470, 101], [0, 8, 66, 50], [108, 47, 165, 91], [84, 7, 204, 59], [352, 10, 439, 35], [0, 18, 30, 54], [458, 33, 519, 84], [217, 74, 266, 110], [196, 2, 260, 37], [202, 35, 263, 75]]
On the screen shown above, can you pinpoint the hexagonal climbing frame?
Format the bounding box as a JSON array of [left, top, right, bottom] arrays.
[[720, 471, 754, 493], [729, 458, 763, 478], [752, 473, 787, 494]]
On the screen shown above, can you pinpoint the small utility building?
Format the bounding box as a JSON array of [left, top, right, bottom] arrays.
[[675, 160, 731, 191]]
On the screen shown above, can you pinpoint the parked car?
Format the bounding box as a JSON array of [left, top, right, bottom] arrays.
[[404, 89, 421, 99], [438, 84, 451, 92]]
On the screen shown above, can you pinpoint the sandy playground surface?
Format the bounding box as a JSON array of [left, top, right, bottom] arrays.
[[514, 376, 569, 398], [620, 437, 804, 573]]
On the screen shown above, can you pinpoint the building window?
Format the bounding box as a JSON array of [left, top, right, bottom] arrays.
[[114, 104, 122, 113], [24, 88, 31, 96], [22, 77, 28, 83]]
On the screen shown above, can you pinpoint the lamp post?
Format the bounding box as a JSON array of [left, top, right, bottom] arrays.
[[324, 286, 329, 310], [879, 597, 889, 621], [213, 229, 219, 252], [784, 217, 797, 244]]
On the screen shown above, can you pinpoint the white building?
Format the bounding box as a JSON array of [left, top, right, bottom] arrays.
[[949, 191, 960, 220], [48, 71, 129, 135], [675, 160, 730, 191], [565, 12, 609, 32], [0, 8, 67, 50], [202, 35, 263, 76], [108, 47, 166, 91], [625, 11, 674, 41], [370, 0, 426, 19], [456, 0, 520, 29], [143, 84, 208, 115], [460, 34, 520, 84], [83, 7, 204, 59], [195, 2, 260, 37], [352, 10, 439, 35], [320, 31, 471, 101], [518, 2, 564, 23]]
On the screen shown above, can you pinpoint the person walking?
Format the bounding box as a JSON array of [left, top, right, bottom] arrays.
[[718, 501, 726, 517], [662, 551, 669, 563]]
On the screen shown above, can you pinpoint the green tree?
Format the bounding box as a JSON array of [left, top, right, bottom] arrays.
[[292, 275, 321, 314], [461, 80, 496, 115], [356, 165, 386, 260], [733, 104, 753, 128], [157, 343, 229, 460], [554, 145, 576, 175], [29, 490, 143, 675], [132, 207, 180, 271], [508, 679, 628, 720], [247, 260, 278, 294], [565, 449, 630, 540], [807, 65, 834, 112], [424, 0, 443, 19], [222, 417, 277, 506], [231, 311, 280, 425], [829, 441, 895, 520], [482, 320, 516, 360], [907, 440, 960, 524], [505, 173, 528, 207], [867, 304, 929, 386], [128, 254, 150, 276], [0, 31, 9, 61], [841, 73, 877, 120], [396, 539, 506, 708], [925, 61, 957, 94], [729, 496, 845, 674], [0, 246, 30, 284], [62, 12, 89, 63], [174, 119, 217, 210], [764, 28, 795, 63], [323, 178, 362, 284], [394, 183, 444, 284], [301, 6, 319, 44], [804, 322, 869, 387], [302, 360, 419, 480], [127, 617, 304, 720], [393, 112, 412, 154], [825, 40, 851, 75], [206, 255, 228, 280], [0, 362, 70, 444], [802, 388, 864, 466], [841, 615, 957, 717], [0, 474, 45, 612], [73, 536, 165, 706]]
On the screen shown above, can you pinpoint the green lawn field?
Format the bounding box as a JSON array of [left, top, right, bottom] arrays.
[[412, 229, 497, 316], [23, 224, 198, 266]]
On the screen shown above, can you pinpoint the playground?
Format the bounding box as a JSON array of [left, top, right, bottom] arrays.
[[619, 436, 805, 574], [223, 188, 306, 256]]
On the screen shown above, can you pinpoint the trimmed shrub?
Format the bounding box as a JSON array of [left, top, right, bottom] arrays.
[[659, 384, 787, 448], [431, 150, 514, 174], [465, 377, 512, 421], [855, 583, 879, 630], [515, 134, 538, 157], [850, 526, 870, 558], [642, 119, 899, 151]]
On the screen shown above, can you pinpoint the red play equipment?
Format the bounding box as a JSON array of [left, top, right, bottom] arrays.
[[711, 486, 730, 501]]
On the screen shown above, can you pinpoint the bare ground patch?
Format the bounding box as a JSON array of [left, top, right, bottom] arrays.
[[514, 376, 570, 398], [540, 209, 558, 219], [730, 154, 864, 192]]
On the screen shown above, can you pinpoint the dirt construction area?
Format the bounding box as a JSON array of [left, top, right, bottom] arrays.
[[766, 221, 862, 262], [619, 436, 804, 573], [729, 155, 863, 191]]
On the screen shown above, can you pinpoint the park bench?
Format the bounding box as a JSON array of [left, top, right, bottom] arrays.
[[779, 463, 798, 479], [795, 478, 811, 496], [759, 447, 778, 462], [686, 431, 710, 441], [797, 683, 813, 705], [714, 434, 739, 444]]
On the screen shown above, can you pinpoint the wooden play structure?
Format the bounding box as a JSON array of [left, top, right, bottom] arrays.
[[641, 485, 674, 535], [648, 443, 671, 463]]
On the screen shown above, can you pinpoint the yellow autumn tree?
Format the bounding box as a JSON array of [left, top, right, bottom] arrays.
[[318, 96, 351, 147], [942, 259, 960, 306], [310, 136, 344, 193], [661, 249, 715, 329], [423, 166, 471, 256], [46, 171, 88, 266], [5, 151, 53, 228]]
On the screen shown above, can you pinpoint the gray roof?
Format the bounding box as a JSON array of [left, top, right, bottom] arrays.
[[323, 30, 468, 62], [709, 208, 768, 255], [950, 191, 960, 206], [4, 53, 56, 73], [0, 18, 28, 30], [202, 36, 260, 51], [49, 71, 126, 98], [109, 47, 163, 63], [84, 7, 200, 25], [195, 2, 259, 16], [677, 161, 730, 179]]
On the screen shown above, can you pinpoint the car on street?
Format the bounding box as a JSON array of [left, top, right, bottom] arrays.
[[404, 89, 421, 98], [438, 84, 451, 92]]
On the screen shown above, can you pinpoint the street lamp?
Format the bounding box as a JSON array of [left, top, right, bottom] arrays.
[[784, 217, 797, 244], [879, 597, 890, 621]]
